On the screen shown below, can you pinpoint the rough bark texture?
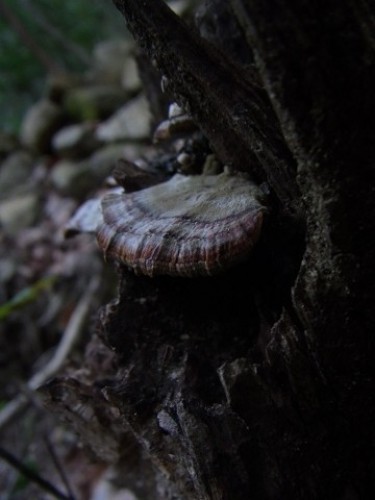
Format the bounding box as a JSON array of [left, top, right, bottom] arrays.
[[43, 1, 375, 498], [113, 0, 301, 213]]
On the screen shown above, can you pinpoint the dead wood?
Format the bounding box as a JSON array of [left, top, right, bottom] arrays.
[[42, 1, 375, 498]]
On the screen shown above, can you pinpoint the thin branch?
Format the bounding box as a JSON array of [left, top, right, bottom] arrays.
[[0, 446, 74, 500], [16, 387, 77, 499], [43, 432, 77, 500], [20, 0, 92, 66], [0, 0, 62, 73], [0, 277, 100, 432]]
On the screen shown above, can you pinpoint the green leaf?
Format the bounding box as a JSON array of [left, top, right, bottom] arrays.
[[0, 276, 57, 321]]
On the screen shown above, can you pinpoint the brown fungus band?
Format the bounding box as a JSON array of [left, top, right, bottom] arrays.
[[96, 172, 267, 277]]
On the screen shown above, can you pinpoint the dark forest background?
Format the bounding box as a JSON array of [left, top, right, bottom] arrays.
[[0, 0, 124, 132]]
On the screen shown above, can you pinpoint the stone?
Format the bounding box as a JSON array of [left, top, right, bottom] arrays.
[[63, 85, 128, 122], [49, 160, 94, 198], [52, 122, 102, 158], [96, 95, 151, 142], [0, 193, 41, 234], [86, 144, 131, 182], [91, 39, 134, 85], [0, 151, 35, 199], [121, 56, 141, 93], [0, 131, 19, 160], [20, 99, 65, 153], [166, 0, 192, 16]]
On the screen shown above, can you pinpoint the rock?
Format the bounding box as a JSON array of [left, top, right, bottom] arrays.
[[91, 471, 137, 500], [64, 85, 128, 122], [96, 95, 151, 142], [113, 142, 153, 163], [121, 56, 141, 93], [50, 142, 144, 198], [86, 142, 154, 182], [52, 122, 102, 158], [0, 151, 35, 199], [20, 99, 65, 153], [91, 39, 134, 85], [167, 0, 192, 16], [0, 193, 41, 234], [0, 131, 19, 160], [86, 144, 129, 181], [0, 258, 16, 284], [46, 72, 81, 104], [49, 160, 95, 198]]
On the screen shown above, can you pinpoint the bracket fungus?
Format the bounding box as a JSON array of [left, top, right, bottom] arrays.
[[96, 171, 267, 277]]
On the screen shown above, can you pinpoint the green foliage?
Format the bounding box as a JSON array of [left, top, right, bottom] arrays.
[[0, 275, 57, 320], [0, 0, 125, 132]]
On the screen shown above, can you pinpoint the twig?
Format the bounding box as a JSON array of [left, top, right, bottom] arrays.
[[16, 387, 77, 499], [0, 0, 62, 73], [0, 446, 73, 500], [0, 277, 100, 432], [43, 432, 77, 500], [20, 0, 92, 66]]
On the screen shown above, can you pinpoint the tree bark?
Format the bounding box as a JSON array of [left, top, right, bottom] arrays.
[[43, 1, 375, 498]]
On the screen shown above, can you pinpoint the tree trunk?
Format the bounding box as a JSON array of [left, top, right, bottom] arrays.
[[42, 1, 375, 498]]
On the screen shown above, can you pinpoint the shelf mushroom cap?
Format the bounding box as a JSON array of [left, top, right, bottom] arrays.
[[96, 172, 267, 277]]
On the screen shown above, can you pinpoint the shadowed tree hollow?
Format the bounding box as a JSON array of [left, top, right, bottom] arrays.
[[43, 1, 375, 498]]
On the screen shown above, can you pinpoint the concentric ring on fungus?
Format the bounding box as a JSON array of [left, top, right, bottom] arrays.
[[96, 172, 267, 277]]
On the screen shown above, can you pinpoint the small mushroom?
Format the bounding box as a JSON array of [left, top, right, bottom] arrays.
[[168, 102, 184, 119], [153, 114, 198, 142], [96, 171, 267, 277]]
